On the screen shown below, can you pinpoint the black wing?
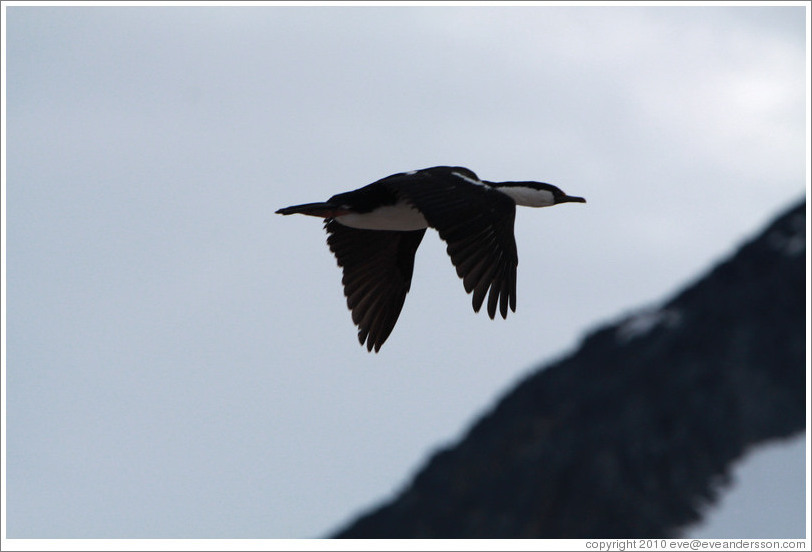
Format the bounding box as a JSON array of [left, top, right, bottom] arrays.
[[325, 219, 426, 352], [379, 167, 518, 319]]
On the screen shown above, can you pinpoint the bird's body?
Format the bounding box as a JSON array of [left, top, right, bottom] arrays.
[[276, 166, 585, 351], [334, 199, 428, 231]]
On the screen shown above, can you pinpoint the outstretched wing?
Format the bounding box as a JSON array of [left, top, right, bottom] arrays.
[[325, 219, 426, 352], [379, 168, 518, 319]]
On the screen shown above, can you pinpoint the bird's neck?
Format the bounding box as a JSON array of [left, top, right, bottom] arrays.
[[492, 184, 556, 207]]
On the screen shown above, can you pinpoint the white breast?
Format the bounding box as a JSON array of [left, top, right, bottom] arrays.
[[335, 201, 429, 231]]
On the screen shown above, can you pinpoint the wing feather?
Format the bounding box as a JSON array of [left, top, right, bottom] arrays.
[[378, 168, 519, 319], [325, 220, 425, 352]]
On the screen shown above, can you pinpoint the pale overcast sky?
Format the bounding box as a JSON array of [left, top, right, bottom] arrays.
[[4, 2, 807, 540]]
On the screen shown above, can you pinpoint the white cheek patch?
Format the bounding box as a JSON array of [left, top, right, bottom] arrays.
[[497, 186, 555, 207]]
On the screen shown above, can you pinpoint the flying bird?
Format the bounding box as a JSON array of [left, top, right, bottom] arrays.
[[276, 166, 586, 352]]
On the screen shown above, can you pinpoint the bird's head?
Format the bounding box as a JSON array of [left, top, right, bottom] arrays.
[[493, 181, 586, 208]]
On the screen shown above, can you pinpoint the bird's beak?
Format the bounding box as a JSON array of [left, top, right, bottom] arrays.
[[558, 194, 586, 204]]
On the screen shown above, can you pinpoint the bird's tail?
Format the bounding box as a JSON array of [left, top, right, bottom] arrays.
[[276, 202, 347, 218]]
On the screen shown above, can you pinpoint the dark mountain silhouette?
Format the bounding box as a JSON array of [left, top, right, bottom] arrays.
[[334, 200, 807, 539]]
